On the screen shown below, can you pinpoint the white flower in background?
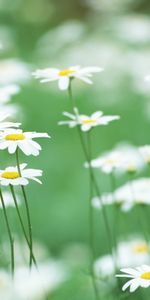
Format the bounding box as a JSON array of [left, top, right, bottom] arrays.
[[94, 238, 150, 279], [0, 85, 20, 103], [145, 75, 150, 82], [0, 59, 29, 85], [0, 270, 13, 300], [92, 178, 150, 212], [0, 129, 50, 156], [0, 113, 20, 131], [116, 265, 150, 292], [0, 191, 20, 208], [139, 145, 150, 164], [0, 164, 42, 186], [88, 144, 144, 174], [33, 65, 103, 90], [59, 109, 120, 131], [13, 261, 67, 300], [117, 239, 150, 268]]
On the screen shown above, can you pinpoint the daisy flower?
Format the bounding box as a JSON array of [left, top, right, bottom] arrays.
[[0, 113, 20, 131], [0, 129, 50, 156], [59, 109, 120, 132], [116, 265, 150, 292], [88, 144, 144, 174], [0, 164, 42, 186], [92, 178, 150, 212], [32, 65, 103, 90]]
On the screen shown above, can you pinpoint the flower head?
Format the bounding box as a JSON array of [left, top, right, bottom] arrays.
[[0, 164, 42, 186], [0, 129, 50, 156], [116, 265, 150, 292], [59, 109, 120, 131], [33, 65, 103, 90], [0, 84, 20, 103]]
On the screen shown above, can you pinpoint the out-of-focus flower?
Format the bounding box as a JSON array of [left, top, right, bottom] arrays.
[[144, 75, 150, 82], [59, 109, 119, 131], [92, 178, 150, 212], [0, 85, 20, 103], [0, 191, 20, 208], [95, 238, 150, 279], [13, 261, 67, 300], [0, 113, 20, 131], [0, 164, 42, 186], [0, 59, 29, 85], [139, 145, 150, 164], [0, 270, 13, 300], [88, 144, 144, 174], [0, 129, 50, 156], [116, 265, 150, 292], [33, 65, 103, 90]]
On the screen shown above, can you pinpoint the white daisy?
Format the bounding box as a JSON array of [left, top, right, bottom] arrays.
[[0, 164, 42, 186], [139, 145, 150, 164], [0, 129, 50, 156], [88, 144, 144, 174], [59, 109, 120, 132], [92, 178, 150, 212], [116, 265, 150, 292], [32, 65, 103, 90], [0, 113, 20, 131], [0, 85, 20, 104]]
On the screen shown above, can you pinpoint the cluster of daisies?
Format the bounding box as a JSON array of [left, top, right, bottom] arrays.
[[33, 65, 150, 296], [0, 108, 49, 275]]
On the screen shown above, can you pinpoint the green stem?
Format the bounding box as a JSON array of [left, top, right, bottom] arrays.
[[0, 187, 14, 277], [87, 131, 100, 300], [10, 185, 37, 268], [15, 148, 33, 268], [68, 83, 113, 258]]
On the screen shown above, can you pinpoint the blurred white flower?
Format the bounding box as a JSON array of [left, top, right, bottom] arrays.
[[0, 85, 20, 103], [14, 261, 67, 300], [94, 238, 150, 279], [116, 265, 150, 292], [0, 164, 42, 186], [88, 144, 144, 174], [33, 65, 103, 90], [0, 59, 29, 84], [0, 191, 20, 208], [0, 129, 50, 156], [0, 270, 13, 300], [139, 145, 150, 164], [145, 75, 150, 82], [59, 109, 119, 131], [92, 178, 150, 212], [0, 113, 20, 131]]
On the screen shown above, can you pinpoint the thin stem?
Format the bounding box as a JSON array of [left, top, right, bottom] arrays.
[[0, 187, 14, 277], [15, 148, 33, 268], [87, 131, 100, 300], [10, 185, 37, 268], [68, 83, 113, 258]]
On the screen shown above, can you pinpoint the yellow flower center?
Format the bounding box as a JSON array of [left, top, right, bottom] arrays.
[[133, 244, 149, 254], [5, 133, 25, 141], [1, 171, 20, 179], [127, 164, 136, 173], [106, 158, 117, 165], [58, 69, 75, 76], [82, 119, 96, 124], [141, 272, 150, 280]]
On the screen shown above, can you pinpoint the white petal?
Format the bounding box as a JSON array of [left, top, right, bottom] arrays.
[[58, 77, 70, 90]]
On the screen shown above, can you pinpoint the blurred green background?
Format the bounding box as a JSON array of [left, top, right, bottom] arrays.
[[0, 0, 150, 299]]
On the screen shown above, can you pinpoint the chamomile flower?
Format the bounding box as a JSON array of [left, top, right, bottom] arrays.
[[0, 129, 50, 156], [88, 144, 144, 174], [139, 145, 150, 164], [32, 65, 103, 90], [0, 164, 42, 186], [0, 113, 20, 131], [59, 109, 120, 132], [92, 178, 150, 212], [116, 265, 150, 292]]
